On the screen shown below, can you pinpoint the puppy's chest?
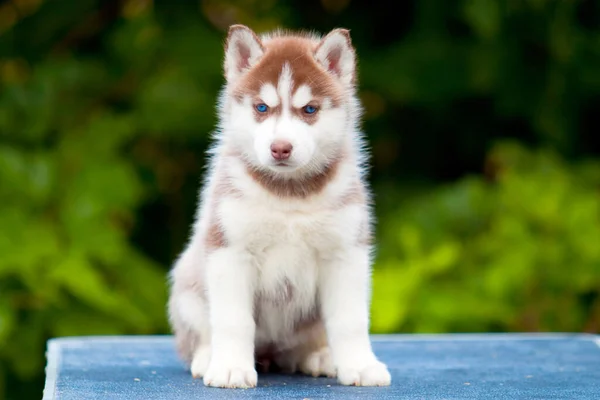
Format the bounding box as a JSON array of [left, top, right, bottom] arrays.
[[251, 226, 320, 340], [220, 198, 342, 253], [220, 199, 337, 306]]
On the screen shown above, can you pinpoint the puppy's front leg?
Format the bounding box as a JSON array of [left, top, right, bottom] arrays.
[[203, 248, 257, 388], [319, 247, 391, 386]]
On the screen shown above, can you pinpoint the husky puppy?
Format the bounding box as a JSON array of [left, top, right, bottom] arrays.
[[168, 24, 391, 388]]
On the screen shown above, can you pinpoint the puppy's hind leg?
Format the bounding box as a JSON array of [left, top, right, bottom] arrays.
[[274, 321, 336, 378], [296, 323, 336, 378], [168, 248, 211, 378]]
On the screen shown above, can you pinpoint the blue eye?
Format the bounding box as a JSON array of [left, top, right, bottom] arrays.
[[303, 105, 317, 114], [256, 103, 268, 113]]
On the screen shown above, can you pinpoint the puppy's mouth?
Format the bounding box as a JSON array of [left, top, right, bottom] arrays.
[[267, 161, 299, 172]]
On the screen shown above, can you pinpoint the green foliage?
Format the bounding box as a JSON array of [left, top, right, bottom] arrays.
[[372, 142, 600, 333], [0, 64, 170, 381]]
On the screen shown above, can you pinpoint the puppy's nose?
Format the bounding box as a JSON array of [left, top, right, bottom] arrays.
[[270, 140, 293, 161]]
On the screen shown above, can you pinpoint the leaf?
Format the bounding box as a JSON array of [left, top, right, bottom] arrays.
[[49, 251, 121, 313], [463, 0, 501, 40]]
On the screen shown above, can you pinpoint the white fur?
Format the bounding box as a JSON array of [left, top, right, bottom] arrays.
[[168, 26, 390, 389], [259, 83, 279, 107], [292, 84, 312, 108], [277, 63, 293, 110]]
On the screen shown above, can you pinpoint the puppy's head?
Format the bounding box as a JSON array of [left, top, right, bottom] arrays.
[[220, 25, 357, 177]]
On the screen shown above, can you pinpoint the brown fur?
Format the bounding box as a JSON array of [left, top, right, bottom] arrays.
[[334, 181, 372, 246], [169, 268, 205, 363], [292, 308, 322, 334], [251, 102, 320, 125], [226, 30, 354, 198], [252, 103, 280, 123], [254, 309, 326, 373], [204, 169, 242, 251], [205, 222, 226, 251], [291, 104, 321, 126], [174, 328, 201, 363], [246, 157, 342, 198], [232, 36, 345, 108]]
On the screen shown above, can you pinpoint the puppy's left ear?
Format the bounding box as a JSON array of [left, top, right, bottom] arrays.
[[315, 28, 356, 86]]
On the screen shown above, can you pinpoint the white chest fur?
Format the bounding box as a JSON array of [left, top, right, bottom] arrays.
[[217, 192, 360, 348]]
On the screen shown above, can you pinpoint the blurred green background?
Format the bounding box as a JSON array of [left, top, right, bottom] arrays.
[[1, 0, 599, 398]]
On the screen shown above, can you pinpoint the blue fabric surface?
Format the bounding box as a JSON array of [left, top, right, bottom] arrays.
[[43, 334, 600, 399]]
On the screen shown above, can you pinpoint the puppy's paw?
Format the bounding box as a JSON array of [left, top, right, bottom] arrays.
[[337, 360, 391, 386], [299, 347, 336, 378], [203, 361, 257, 388], [190, 346, 211, 378]]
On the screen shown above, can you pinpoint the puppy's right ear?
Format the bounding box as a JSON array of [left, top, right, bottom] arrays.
[[224, 25, 264, 83]]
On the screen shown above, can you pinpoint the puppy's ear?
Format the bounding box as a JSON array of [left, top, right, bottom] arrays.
[[314, 28, 356, 86], [224, 25, 265, 82]]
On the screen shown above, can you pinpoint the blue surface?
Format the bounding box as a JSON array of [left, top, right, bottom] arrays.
[[43, 334, 600, 399]]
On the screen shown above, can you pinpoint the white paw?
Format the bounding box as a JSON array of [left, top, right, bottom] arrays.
[[190, 346, 211, 378], [299, 347, 336, 378], [337, 360, 391, 386], [203, 361, 258, 388]]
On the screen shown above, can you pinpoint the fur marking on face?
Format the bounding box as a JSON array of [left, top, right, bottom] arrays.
[[232, 37, 344, 110], [223, 27, 358, 179]]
